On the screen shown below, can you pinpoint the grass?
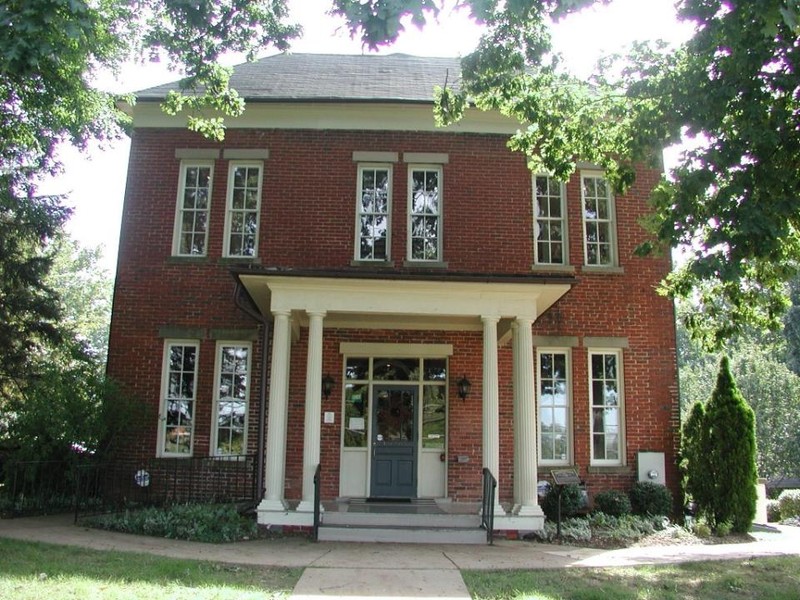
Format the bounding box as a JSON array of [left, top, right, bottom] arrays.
[[3, 532, 799, 600], [0, 538, 301, 600], [463, 556, 800, 600]]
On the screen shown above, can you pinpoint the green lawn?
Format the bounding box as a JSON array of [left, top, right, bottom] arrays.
[[2, 537, 799, 600], [0, 538, 301, 600], [463, 556, 800, 600]]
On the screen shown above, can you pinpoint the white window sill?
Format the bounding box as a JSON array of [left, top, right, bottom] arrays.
[[581, 265, 625, 275], [402, 260, 448, 269], [350, 259, 396, 268], [531, 264, 576, 274]]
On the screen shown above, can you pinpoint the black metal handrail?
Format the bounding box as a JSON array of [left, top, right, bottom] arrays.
[[481, 467, 497, 545], [312, 463, 321, 541]]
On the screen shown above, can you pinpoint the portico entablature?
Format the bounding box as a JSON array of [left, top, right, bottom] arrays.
[[237, 274, 572, 331]]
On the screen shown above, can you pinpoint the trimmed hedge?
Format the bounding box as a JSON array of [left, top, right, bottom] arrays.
[[629, 481, 673, 516], [593, 489, 632, 517], [541, 483, 584, 521], [778, 489, 800, 519]]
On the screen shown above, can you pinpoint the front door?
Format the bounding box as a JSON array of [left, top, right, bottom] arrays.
[[370, 386, 417, 498]]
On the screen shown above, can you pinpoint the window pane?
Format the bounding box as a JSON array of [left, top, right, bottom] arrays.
[[345, 358, 369, 380], [373, 358, 419, 381], [590, 352, 622, 463], [534, 176, 565, 264], [163, 343, 197, 455], [422, 385, 446, 448], [357, 167, 391, 260], [226, 165, 261, 257], [423, 358, 447, 381], [538, 351, 570, 464], [215, 345, 249, 456], [344, 384, 368, 447]]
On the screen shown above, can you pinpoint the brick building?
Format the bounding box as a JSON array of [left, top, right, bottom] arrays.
[[108, 53, 680, 533]]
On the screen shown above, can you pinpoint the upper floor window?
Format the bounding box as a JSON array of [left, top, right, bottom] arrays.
[[537, 349, 571, 465], [159, 341, 198, 457], [581, 173, 616, 267], [408, 166, 442, 261], [533, 175, 567, 265], [173, 162, 212, 256], [224, 162, 263, 257], [589, 349, 624, 465], [356, 165, 391, 261], [213, 343, 251, 457]]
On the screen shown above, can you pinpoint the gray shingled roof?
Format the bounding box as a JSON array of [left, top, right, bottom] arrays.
[[137, 53, 462, 103]]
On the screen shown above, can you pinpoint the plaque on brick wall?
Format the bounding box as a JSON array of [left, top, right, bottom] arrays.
[[551, 468, 581, 485]]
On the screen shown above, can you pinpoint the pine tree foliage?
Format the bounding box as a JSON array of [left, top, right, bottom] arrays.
[[703, 356, 758, 533], [681, 401, 711, 512]]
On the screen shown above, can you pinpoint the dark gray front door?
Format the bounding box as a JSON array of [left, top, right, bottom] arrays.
[[370, 386, 417, 498]]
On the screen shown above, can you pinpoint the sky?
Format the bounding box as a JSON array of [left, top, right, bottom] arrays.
[[45, 0, 693, 272]]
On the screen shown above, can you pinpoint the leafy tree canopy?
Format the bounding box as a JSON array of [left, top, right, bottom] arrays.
[[336, 0, 800, 350], [3, 0, 800, 350]]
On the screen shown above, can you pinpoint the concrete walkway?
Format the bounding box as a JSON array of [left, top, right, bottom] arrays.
[[1, 515, 799, 599]]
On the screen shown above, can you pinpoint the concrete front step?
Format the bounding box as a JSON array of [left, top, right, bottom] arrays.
[[317, 524, 488, 544], [323, 511, 480, 529]]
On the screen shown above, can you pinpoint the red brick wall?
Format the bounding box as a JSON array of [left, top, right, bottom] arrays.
[[107, 126, 679, 505]]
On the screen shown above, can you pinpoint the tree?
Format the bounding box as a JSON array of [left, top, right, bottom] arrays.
[[678, 292, 800, 482], [681, 400, 711, 513], [683, 356, 759, 533], [46, 237, 113, 360], [334, 1, 800, 350], [0, 177, 68, 388]]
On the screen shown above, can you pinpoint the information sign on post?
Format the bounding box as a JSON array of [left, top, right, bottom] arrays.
[[551, 469, 581, 486], [551, 468, 581, 540]]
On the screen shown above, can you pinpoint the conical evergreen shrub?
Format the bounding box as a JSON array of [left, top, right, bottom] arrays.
[[681, 400, 712, 513], [704, 356, 758, 532]]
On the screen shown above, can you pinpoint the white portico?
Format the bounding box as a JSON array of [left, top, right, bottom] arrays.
[[236, 272, 572, 531]]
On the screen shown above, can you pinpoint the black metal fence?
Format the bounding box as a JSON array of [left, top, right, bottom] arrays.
[[0, 460, 79, 518], [0, 455, 259, 521]]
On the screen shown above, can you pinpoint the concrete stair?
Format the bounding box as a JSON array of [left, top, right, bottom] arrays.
[[316, 501, 487, 544]]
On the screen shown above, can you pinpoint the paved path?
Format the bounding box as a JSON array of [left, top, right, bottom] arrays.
[[1, 515, 799, 599]]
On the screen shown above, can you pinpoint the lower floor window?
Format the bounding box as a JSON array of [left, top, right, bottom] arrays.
[[538, 350, 570, 464], [160, 341, 198, 456], [213, 343, 251, 456], [589, 349, 623, 464]]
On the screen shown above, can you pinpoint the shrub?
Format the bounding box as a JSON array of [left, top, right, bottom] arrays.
[[629, 481, 673, 516], [527, 517, 592, 543], [715, 520, 733, 537], [593, 489, 632, 517], [692, 519, 712, 538], [766, 499, 781, 522], [778, 489, 800, 519], [699, 356, 757, 533], [85, 503, 257, 543], [540, 483, 584, 521]]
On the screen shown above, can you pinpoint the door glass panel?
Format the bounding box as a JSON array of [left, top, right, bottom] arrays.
[[422, 385, 446, 448], [344, 384, 368, 447], [423, 358, 447, 381], [374, 389, 414, 441], [373, 358, 419, 381], [345, 357, 369, 380]]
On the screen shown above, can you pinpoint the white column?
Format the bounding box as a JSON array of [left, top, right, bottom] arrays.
[[259, 310, 291, 511], [296, 310, 326, 513], [511, 321, 521, 512], [513, 317, 543, 516], [482, 315, 505, 516]]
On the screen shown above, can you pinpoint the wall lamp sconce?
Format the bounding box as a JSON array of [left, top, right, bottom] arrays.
[[457, 375, 471, 401], [321, 374, 335, 399]]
